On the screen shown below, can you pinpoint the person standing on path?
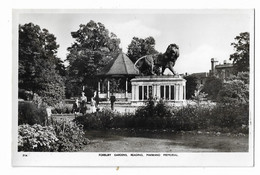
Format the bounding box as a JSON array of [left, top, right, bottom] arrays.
[[80, 92, 87, 114], [110, 93, 116, 111], [72, 98, 80, 116]]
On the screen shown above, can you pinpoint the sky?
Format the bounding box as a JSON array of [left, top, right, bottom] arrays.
[[18, 9, 253, 74]]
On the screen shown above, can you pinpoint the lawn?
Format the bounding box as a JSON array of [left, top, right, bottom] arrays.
[[80, 129, 248, 152]]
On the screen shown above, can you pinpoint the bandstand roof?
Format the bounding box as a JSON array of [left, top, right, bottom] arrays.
[[97, 52, 139, 77]]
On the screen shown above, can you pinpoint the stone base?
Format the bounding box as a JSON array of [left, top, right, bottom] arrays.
[[130, 75, 186, 104]]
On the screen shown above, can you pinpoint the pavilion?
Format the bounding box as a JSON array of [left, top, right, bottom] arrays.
[[97, 52, 139, 101]]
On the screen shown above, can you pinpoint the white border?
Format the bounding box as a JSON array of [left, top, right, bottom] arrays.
[[4, 0, 258, 172], [12, 8, 255, 167]]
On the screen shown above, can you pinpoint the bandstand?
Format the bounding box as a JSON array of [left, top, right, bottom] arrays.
[[97, 52, 139, 101]]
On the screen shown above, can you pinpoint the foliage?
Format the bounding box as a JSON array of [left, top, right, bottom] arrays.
[[18, 120, 90, 152], [66, 20, 121, 98], [174, 103, 212, 131], [210, 103, 249, 131], [74, 108, 132, 130], [127, 36, 159, 75], [75, 100, 174, 130], [192, 90, 208, 104], [202, 76, 223, 101], [230, 32, 250, 73], [18, 124, 58, 152], [217, 79, 249, 105], [127, 36, 158, 63], [35, 64, 65, 106], [19, 23, 65, 105], [50, 119, 90, 152], [51, 102, 73, 114], [74, 99, 248, 133], [183, 75, 198, 99], [18, 101, 47, 126], [227, 71, 249, 84]]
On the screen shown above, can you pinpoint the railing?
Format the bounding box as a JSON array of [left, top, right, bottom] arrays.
[[99, 93, 132, 99]]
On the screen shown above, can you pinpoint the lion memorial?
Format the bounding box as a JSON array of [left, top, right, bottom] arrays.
[[131, 44, 186, 105]]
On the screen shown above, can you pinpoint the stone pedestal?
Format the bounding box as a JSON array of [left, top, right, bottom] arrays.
[[131, 75, 186, 105]]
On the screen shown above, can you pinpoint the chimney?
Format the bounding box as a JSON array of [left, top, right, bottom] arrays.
[[211, 58, 218, 75], [223, 60, 227, 64]]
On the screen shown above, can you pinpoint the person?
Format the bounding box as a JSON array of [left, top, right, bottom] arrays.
[[94, 91, 100, 112], [110, 93, 116, 111], [81, 92, 87, 102], [72, 98, 80, 115], [90, 96, 96, 113], [80, 92, 87, 114]]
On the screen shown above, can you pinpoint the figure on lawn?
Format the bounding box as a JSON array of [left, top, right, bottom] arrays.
[[134, 44, 179, 75]]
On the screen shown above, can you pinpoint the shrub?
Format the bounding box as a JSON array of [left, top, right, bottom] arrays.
[[74, 108, 128, 130], [174, 103, 213, 131], [18, 120, 90, 152], [74, 99, 249, 133], [49, 119, 90, 152], [18, 101, 47, 125], [217, 80, 249, 105], [18, 124, 58, 152], [209, 103, 249, 133], [74, 100, 174, 130], [52, 102, 73, 114]]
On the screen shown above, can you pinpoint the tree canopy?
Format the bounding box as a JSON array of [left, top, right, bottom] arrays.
[[19, 23, 65, 105], [202, 76, 223, 101], [217, 79, 249, 105], [230, 32, 250, 74], [127, 36, 158, 63], [66, 20, 121, 98]]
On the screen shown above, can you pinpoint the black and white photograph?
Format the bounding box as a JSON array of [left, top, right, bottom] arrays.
[[12, 7, 254, 167]]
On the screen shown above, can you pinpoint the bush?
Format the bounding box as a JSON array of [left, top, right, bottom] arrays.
[[217, 80, 249, 105], [209, 103, 249, 133], [174, 103, 213, 131], [18, 101, 47, 125], [18, 124, 58, 152], [50, 119, 90, 151], [74, 108, 131, 130], [18, 120, 90, 152], [74, 100, 174, 130], [52, 102, 73, 114], [74, 99, 249, 133]]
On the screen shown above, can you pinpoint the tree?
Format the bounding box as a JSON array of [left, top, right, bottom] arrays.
[[230, 32, 250, 74], [227, 71, 249, 84], [66, 20, 121, 98], [217, 80, 249, 105], [202, 76, 223, 101], [19, 23, 65, 105], [183, 75, 198, 99], [127, 36, 158, 63]]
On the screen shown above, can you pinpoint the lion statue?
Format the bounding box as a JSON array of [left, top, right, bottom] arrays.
[[134, 44, 179, 75]]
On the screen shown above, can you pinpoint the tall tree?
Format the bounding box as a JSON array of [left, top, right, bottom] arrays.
[[127, 36, 158, 63], [230, 32, 250, 74], [66, 20, 121, 98], [19, 23, 65, 105], [202, 76, 223, 101]]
